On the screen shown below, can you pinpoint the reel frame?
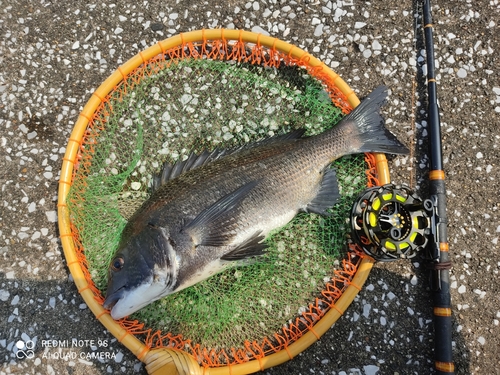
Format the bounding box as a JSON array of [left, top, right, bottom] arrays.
[[350, 184, 436, 262]]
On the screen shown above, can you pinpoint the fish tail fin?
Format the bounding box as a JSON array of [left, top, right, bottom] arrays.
[[337, 85, 409, 155]]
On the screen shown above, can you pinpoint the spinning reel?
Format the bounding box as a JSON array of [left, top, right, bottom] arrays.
[[350, 184, 435, 262]]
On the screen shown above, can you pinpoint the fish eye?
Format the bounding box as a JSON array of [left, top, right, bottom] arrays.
[[111, 257, 124, 272]]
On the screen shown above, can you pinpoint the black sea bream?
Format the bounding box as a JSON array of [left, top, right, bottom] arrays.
[[103, 85, 408, 319]]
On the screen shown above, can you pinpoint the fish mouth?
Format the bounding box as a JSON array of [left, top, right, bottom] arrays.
[[102, 277, 170, 320], [103, 287, 125, 310]]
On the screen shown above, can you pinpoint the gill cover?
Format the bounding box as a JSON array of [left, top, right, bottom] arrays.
[[103, 224, 178, 319]]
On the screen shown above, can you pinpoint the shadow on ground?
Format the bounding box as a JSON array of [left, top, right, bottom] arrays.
[[1, 260, 470, 374]]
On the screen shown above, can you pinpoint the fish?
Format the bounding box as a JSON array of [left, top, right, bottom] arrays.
[[103, 85, 408, 320]]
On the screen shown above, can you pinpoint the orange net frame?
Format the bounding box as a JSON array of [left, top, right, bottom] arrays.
[[59, 29, 384, 373]]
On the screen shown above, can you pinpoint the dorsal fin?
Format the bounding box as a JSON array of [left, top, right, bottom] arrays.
[[151, 148, 227, 192], [151, 128, 306, 192], [237, 128, 306, 151]]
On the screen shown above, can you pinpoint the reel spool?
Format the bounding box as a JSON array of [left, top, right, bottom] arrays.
[[350, 184, 433, 262]]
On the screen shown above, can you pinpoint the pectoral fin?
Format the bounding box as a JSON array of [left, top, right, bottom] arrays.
[[183, 181, 259, 247]]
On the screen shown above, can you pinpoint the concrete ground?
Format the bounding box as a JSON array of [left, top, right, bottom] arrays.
[[1, 0, 499, 374]]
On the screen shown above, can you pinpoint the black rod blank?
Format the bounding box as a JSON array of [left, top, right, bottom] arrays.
[[421, 1, 455, 374]]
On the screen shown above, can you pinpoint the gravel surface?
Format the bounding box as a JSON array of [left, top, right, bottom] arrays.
[[1, 0, 499, 374]]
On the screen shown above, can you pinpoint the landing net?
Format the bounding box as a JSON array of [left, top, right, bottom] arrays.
[[59, 30, 384, 373]]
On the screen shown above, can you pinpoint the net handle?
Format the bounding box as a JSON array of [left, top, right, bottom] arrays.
[[58, 28, 388, 375]]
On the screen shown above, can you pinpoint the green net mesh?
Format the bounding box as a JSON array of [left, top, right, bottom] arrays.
[[68, 56, 367, 350]]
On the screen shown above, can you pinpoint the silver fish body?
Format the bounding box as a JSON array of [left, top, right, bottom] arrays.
[[103, 85, 408, 319]]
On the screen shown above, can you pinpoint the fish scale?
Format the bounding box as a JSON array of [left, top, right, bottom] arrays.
[[103, 85, 409, 320]]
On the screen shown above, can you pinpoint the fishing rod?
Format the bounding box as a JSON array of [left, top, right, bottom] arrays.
[[349, 1, 454, 373], [422, 0, 455, 373]]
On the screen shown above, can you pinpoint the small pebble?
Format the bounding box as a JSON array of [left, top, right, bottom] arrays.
[[151, 22, 164, 31], [0, 290, 10, 302], [364, 365, 380, 375], [372, 40, 382, 50], [457, 68, 467, 78], [363, 303, 371, 318], [410, 275, 418, 285], [45, 211, 57, 223], [114, 351, 124, 363]]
